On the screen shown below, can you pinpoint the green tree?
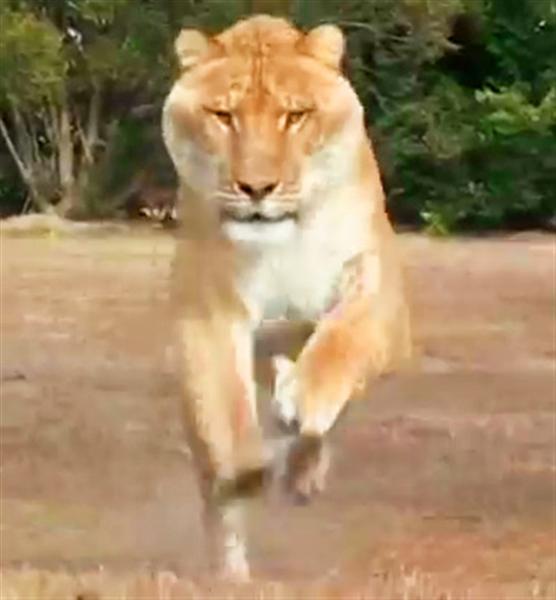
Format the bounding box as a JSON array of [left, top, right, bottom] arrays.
[[0, 4, 65, 211], [1, 0, 553, 228], [0, 0, 174, 215]]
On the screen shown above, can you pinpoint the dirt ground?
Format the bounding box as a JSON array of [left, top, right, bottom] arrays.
[[1, 228, 555, 598]]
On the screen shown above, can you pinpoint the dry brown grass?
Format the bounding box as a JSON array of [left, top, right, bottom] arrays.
[[1, 568, 554, 600], [0, 214, 127, 237], [2, 233, 554, 600]]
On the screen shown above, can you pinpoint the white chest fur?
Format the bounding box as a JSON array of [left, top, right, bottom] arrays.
[[237, 197, 371, 323]]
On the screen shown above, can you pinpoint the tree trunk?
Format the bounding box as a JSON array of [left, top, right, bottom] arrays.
[[56, 95, 77, 216], [10, 105, 33, 170], [0, 116, 51, 213], [0, 116, 31, 188], [85, 84, 101, 160], [74, 83, 103, 204]]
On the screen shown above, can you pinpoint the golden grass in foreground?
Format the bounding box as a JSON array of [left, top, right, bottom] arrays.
[[1, 569, 554, 600]]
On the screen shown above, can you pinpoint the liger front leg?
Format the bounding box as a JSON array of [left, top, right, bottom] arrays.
[[273, 248, 410, 502], [177, 315, 266, 581]]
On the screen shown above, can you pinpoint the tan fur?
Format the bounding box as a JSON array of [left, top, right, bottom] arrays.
[[162, 15, 410, 580]]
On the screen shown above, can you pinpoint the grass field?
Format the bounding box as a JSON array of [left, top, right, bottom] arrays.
[[1, 228, 555, 598]]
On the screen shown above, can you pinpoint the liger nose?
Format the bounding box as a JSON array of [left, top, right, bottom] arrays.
[[236, 180, 278, 201]]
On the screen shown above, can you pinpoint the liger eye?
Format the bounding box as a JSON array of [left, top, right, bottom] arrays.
[[285, 110, 309, 128], [207, 109, 233, 127]]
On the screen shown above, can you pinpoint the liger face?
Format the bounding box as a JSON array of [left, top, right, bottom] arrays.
[[163, 19, 363, 243]]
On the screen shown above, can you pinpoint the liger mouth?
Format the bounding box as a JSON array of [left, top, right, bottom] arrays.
[[221, 208, 297, 224]]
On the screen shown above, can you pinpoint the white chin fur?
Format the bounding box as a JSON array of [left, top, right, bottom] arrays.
[[222, 219, 297, 245]]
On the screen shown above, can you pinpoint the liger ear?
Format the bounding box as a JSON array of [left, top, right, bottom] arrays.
[[174, 29, 212, 70], [300, 24, 345, 70]]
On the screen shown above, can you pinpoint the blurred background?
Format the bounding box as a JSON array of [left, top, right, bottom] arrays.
[[1, 0, 555, 233]]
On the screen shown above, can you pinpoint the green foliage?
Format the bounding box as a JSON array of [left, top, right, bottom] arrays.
[[179, 0, 251, 31], [0, 0, 554, 229], [81, 2, 171, 87], [476, 86, 556, 136], [0, 6, 65, 108], [350, 0, 556, 231], [384, 79, 556, 231]]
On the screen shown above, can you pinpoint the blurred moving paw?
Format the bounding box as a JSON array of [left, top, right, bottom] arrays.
[[284, 435, 331, 504], [271, 354, 300, 431]]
